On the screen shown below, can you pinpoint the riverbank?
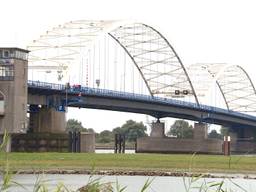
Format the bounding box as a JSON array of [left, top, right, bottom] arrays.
[[1, 152, 256, 178], [14, 169, 256, 180]]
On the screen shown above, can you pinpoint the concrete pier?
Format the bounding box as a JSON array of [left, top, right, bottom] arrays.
[[80, 132, 95, 153], [194, 123, 208, 140], [150, 121, 165, 138], [30, 106, 66, 133]]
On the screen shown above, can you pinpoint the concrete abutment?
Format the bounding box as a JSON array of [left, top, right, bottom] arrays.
[[29, 106, 66, 133], [137, 121, 223, 154]]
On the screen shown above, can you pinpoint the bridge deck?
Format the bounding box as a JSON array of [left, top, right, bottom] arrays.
[[27, 80, 256, 127]]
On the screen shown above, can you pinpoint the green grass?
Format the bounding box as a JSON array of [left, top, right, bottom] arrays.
[[1, 152, 256, 174]]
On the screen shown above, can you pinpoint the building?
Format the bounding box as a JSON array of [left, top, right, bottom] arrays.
[[0, 47, 29, 134]]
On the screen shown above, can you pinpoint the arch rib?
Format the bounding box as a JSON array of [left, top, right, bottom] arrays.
[[108, 32, 153, 97], [142, 24, 199, 105], [188, 63, 256, 112], [109, 23, 199, 105], [217, 65, 256, 112]]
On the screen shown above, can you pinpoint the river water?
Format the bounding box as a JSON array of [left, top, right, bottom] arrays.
[[2, 174, 255, 192], [96, 149, 135, 153]]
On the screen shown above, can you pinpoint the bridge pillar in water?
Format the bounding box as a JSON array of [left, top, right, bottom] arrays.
[[0, 48, 29, 134], [150, 121, 165, 138], [30, 106, 66, 133], [194, 123, 208, 140]]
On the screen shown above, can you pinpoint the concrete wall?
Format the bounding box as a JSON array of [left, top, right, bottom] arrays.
[[137, 122, 223, 154], [231, 141, 256, 153], [31, 106, 66, 133], [9, 133, 68, 152], [194, 123, 208, 140], [80, 132, 95, 153], [137, 137, 223, 154]]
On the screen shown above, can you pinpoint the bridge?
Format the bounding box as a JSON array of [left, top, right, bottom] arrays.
[[1, 20, 256, 153], [27, 80, 256, 128]]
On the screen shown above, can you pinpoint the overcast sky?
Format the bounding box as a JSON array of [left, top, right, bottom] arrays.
[[1, 0, 256, 132]]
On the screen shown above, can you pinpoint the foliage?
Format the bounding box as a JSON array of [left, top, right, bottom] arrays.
[[96, 120, 147, 143], [208, 130, 223, 139], [118, 120, 147, 142], [168, 120, 193, 138], [66, 119, 87, 132], [97, 130, 113, 143], [220, 126, 229, 136]]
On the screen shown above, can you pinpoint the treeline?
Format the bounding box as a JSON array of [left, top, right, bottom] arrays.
[[66, 119, 226, 144], [66, 119, 148, 143], [166, 119, 226, 139]]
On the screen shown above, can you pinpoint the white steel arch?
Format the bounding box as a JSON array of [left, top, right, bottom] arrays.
[[109, 23, 198, 103], [187, 63, 256, 112], [27, 20, 199, 104], [27, 20, 117, 80]]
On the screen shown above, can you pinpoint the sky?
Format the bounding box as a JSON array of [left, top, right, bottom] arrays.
[[1, 0, 256, 133]]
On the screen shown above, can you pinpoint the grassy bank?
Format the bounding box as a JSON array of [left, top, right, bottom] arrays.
[[1, 153, 256, 175]]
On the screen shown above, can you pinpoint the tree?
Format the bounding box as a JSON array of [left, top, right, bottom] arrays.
[[97, 130, 113, 143], [168, 120, 193, 138], [87, 128, 95, 133], [95, 120, 148, 143], [66, 119, 87, 132], [112, 127, 123, 135], [220, 126, 229, 136], [208, 130, 222, 139], [119, 120, 148, 142]]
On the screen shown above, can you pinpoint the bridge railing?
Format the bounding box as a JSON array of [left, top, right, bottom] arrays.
[[27, 80, 256, 121], [28, 80, 65, 90]]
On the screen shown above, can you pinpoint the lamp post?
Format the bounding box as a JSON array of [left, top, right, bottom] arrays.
[[65, 82, 70, 112]]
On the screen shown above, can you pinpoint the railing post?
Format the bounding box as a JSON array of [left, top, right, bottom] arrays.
[[114, 134, 118, 153], [223, 136, 231, 156], [122, 134, 125, 153], [68, 132, 73, 152]]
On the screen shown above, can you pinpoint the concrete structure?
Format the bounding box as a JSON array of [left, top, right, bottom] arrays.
[[194, 123, 208, 140], [0, 48, 29, 134], [137, 137, 223, 154], [150, 121, 165, 138], [27, 81, 256, 153], [27, 83, 256, 129], [80, 132, 95, 153], [10, 133, 68, 152], [29, 106, 66, 133], [137, 122, 223, 154]]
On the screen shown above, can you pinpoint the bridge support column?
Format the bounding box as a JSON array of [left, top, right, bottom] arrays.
[[229, 126, 256, 154], [194, 123, 208, 140], [30, 106, 66, 133], [150, 120, 165, 138], [231, 126, 256, 139], [229, 131, 237, 142], [242, 128, 256, 139]]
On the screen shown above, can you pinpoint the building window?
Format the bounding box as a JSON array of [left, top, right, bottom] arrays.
[[3, 51, 9, 58], [0, 65, 14, 80]]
